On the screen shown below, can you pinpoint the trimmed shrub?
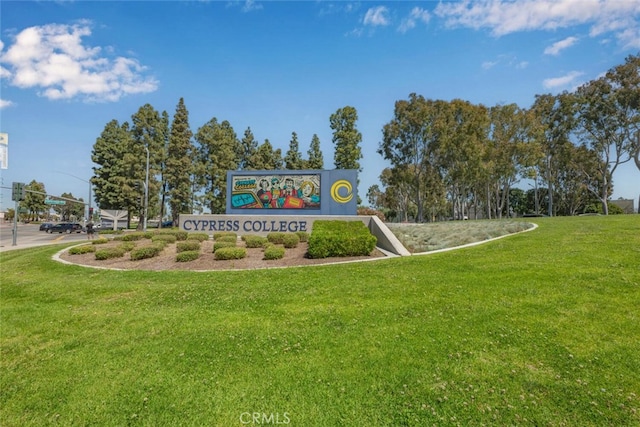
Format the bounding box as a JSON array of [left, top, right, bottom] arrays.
[[215, 235, 237, 243], [151, 234, 177, 244], [267, 232, 286, 244], [263, 245, 285, 260], [308, 220, 377, 258], [176, 240, 201, 253], [296, 231, 309, 242], [214, 247, 247, 260], [282, 233, 300, 248], [187, 232, 209, 242], [244, 235, 269, 248], [68, 245, 96, 255], [176, 250, 200, 262], [130, 245, 163, 261], [213, 231, 237, 240], [95, 247, 126, 260], [213, 241, 236, 252], [117, 241, 137, 252], [120, 232, 146, 242], [91, 237, 110, 245]]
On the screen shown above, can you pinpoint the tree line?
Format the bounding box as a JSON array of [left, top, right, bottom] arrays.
[[372, 54, 639, 221]]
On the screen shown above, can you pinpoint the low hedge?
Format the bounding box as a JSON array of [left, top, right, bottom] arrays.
[[117, 241, 137, 252], [266, 232, 287, 244], [130, 245, 164, 261], [213, 232, 237, 240], [176, 240, 201, 253], [263, 245, 285, 260], [213, 241, 236, 252], [187, 233, 209, 242], [307, 220, 377, 258], [91, 237, 110, 245], [151, 234, 177, 244], [296, 231, 310, 242], [243, 235, 269, 248], [215, 235, 238, 243], [282, 233, 300, 248], [176, 250, 200, 262], [120, 232, 146, 241], [95, 247, 126, 260], [68, 245, 96, 255], [214, 247, 247, 260]]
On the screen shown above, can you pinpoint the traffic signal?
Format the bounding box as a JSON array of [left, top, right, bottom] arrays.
[[11, 182, 25, 201]]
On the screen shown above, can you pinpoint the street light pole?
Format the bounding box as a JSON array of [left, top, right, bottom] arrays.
[[143, 146, 149, 232]]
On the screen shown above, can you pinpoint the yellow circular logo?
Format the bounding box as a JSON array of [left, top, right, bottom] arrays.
[[330, 180, 353, 204]]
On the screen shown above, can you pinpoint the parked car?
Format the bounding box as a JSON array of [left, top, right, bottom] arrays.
[[39, 222, 54, 231], [47, 222, 84, 234]]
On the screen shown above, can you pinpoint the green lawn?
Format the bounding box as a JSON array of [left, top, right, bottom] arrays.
[[1, 216, 639, 426]]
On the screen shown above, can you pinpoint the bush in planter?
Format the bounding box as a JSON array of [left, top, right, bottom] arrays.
[[266, 232, 286, 244], [118, 241, 137, 252], [120, 232, 146, 241], [187, 232, 209, 242], [95, 247, 126, 260], [91, 237, 110, 245], [215, 235, 237, 243], [263, 245, 285, 260], [214, 247, 247, 260], [213, 231, 237, 240], [130, 244, 164, 261], [295, 231, 309, 242], [177, 240, 201, 253], [282, 233, 300, 248], [243, 235, 269, 248], [151, 234, 177, 244], [69, 245, 96, 255], [176, 250, 200, 262], [308, 220, 377, 258], [213, 241, 236, 252]]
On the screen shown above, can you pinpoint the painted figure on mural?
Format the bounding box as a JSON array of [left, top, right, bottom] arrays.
[[256, 178, 272, 208], [298, 180, 320, 207]]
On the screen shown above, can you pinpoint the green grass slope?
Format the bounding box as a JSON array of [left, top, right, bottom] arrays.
[[1, 215, 639, 426]]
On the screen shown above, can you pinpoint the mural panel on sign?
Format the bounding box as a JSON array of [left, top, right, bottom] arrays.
[[226, 170, 357, 215]]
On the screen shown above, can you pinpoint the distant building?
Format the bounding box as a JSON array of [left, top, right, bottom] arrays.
[[610, 198, 635, 214]]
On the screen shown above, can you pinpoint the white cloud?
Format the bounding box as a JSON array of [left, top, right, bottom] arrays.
[[544, 36, 579, 55], [543, 70, 584, 89], [0, 99, 14, 109], [0, 23, 158, 103], [363, 6, 390, 27], [398, 7, 431, 33], [242, 0, 263, 13], [434, 0, 640, 48]]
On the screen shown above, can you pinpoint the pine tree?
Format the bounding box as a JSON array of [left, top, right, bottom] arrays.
[[92, 120, 132, 210], [307, 134, 324, 169], [238, 127, 259, 170], [284, 131, 304, 170], [166, 98, 194, 223], [330, 106, 362, 171]]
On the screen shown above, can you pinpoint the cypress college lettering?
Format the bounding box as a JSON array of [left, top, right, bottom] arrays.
[[183, 218, 308, 233]]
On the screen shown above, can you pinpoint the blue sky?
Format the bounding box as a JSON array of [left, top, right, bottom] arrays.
[[1, 0, 639, 213]]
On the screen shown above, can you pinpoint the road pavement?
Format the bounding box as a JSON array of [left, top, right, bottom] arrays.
[[0, 222, 90, 252]]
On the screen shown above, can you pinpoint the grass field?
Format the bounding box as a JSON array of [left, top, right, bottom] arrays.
[[1, 215, 639, 426]]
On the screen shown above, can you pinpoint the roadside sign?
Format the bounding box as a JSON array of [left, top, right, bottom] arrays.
[[45, 199, 66, 205]]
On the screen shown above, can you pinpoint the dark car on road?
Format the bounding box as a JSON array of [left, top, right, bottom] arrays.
[[47, 222, 84, 234], [39, 222, 54, 231]]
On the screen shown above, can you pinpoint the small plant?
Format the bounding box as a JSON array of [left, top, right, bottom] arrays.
[[263, 245, 285, 260], [243, 235, 269, 248], [215, 235, 237, 243], [117, 241, 137, 252], [308, 220, 377, 258], [282, 233, 300, 248], [151, 234, 177, 244], [176, 240, 201, 253], [120, 232, 146, 242], [187, 233, 209, 242], [95, 247, 126, 260], [176, 250, 200, 262], [130, 245, 163, 261], [213, 231, 237, 240], [213, 241, 236, 252], [91, 237, 110, 245], [267, 232, 287, 244], [68, 245, 96, 255], [295, 231, 309, 242], [214, 247, 247, 260]]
